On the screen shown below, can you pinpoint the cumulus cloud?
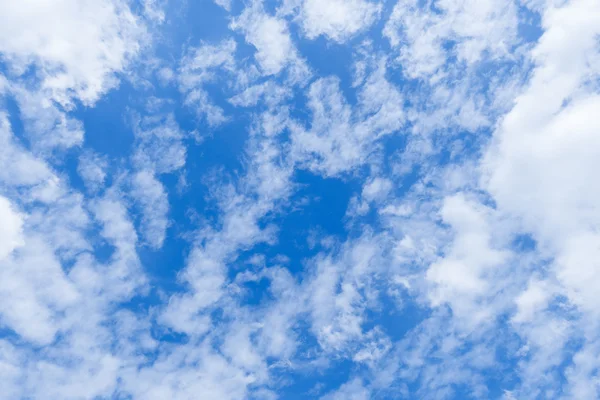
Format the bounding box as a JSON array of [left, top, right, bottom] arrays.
[[482, 0, 600, 316]]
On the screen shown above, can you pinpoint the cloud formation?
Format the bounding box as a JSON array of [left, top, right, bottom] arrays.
[[0, 0, 599, 399]]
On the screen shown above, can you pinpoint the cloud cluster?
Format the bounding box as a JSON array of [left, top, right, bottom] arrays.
[[0, 0, 599, 398]]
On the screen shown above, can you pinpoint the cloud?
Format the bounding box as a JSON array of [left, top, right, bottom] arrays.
[[321, 378, 370, 399], [228, 81, 291, 107], [426, 194, 509, 322], [78, 151, 108, 192], [0, 0, 145, 107], [362, 177, 392, 202], [232, 4, 293, 75], [384, 0, 519, 79], [0, 0, 599, 398], [231, 2, 308, 78], [381, 0, 523, 138], [481, 0, 600, 333], [213, 0, 232, 11], [161, 107, 294, 336], [290, 62, 404, 176], [0, 235, 79, 345], [132, 112, 186, 174], [131, 170, 169, 249], [0, 114, 53, 188], [178, 39, 237, 126], [87, 190, 147, 299], [179, 40, 237, 90], [0, 196, 24, 260], [11, 87, 85, 151], [299, 0, 381, 43], [120, 339, 260, 400]]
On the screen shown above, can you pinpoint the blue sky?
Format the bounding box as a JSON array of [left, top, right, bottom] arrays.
[[0, 0, 600, 398]]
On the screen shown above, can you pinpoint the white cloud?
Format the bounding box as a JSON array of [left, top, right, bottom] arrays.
[[88, 191, 147, 299], [214, 0, 232, 11], [426, 194, 508, 321], [379, 0, 523, 141], [11, 87, 85, 151], [184, 89, 228, 126], [563, 338, 600, 399], [305, 235, 387, 352], [288, 75, 357, 175], [321, 378, 371, 400], [0, 166, 89, 349], [0, 340, 23, 399], [384, 0, 519, 80], [0, 0, 145, 107], [78, 151, 108, 192], [0, 113, 60, 198], [178, 39, 237, 126], [0, 0, 148, 160], [362, 177, 392, 202], [1, 0, 599, 398], [299, 0, 381, 43], [485, 95, 600, 247], [142, 0, 166, 23], [0, 196, 24, 260], [482, 0, 600, 322], [120, 340, 259, 400], [179, 39, 237, 90], [131, 170, 169, 249], [290, 64, 404, 176], [512, 279, 553, 323], [231, 2, 304, 76], [156, 67, 174, 85], [229, 81, 291, 107], [132, 112, 186, 174], [555, 232, 600, 313], [161, 108, 294, 337], [0, 236, 79, 345]]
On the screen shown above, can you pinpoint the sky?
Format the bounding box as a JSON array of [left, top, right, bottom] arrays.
[[0, 0, 599, 398]]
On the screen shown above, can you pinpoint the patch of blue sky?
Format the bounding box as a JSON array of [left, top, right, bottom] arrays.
[[74, 84, 137, 159]]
